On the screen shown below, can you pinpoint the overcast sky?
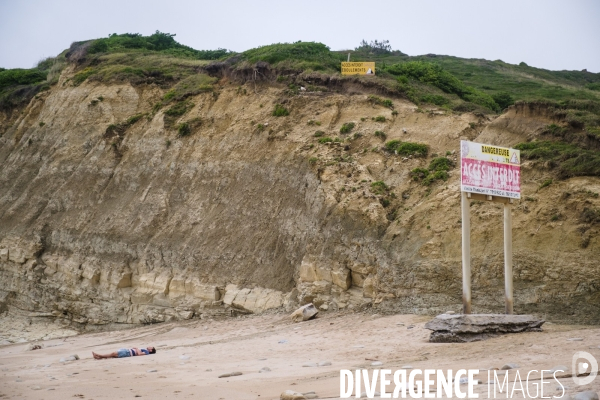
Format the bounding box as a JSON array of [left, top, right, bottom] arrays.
[[1, 0, 599, 72]]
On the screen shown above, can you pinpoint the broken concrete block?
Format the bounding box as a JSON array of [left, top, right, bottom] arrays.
[[425, 314, 545, 343], [290, 303, 318, 323]]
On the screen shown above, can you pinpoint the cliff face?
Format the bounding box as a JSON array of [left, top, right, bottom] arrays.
[[0, 69, 599, 331]]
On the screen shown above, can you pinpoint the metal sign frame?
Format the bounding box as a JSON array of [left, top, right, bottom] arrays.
[[460, 141, 520, 315]]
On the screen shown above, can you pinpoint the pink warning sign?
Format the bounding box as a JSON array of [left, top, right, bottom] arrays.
[[460, 141, 521, 199]]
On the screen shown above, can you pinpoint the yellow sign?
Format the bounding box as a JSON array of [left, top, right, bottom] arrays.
[[341, 62, 375, 76]]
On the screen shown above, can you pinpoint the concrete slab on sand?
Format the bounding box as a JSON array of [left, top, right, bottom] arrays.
[[425, 313, 545, 343]]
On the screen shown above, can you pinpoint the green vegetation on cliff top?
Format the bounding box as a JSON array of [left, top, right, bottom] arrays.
[[2, 33, 600, 179]]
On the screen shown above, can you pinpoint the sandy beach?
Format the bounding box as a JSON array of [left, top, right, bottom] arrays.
[[1, 311, 599, 399]]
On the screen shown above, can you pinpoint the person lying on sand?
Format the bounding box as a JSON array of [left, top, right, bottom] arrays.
[[92, 346, 156, 359]]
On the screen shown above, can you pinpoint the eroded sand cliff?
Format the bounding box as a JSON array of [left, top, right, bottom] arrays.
[[1, 68, 599, 339]]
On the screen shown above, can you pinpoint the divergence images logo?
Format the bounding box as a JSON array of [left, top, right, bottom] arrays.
[[573, 351, 598, 386]]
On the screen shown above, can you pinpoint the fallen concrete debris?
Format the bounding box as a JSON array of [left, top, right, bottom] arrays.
[[425, 313, 544, 343], [290, 303, 318, 323]]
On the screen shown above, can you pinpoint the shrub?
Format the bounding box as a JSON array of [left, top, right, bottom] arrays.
[[581, 207, 600, 224], [367, 95, 394, 109], [314, 130, 325, 137], [492, 92, 515, 110], [340, 122, 355, 134], [0, 68, 47, 89], [428, 157, 454, 172], [385, 140, 401, 152], [355, 39, 393, 55], [410, 157, 453, 185], [177, 122, 191, 137], [242, 42, 339, 71], [373, 116, 386, 122], [410, 168, 429, 181], [273, 104, 289, 116], [85, 31, 231, 60], [385, 140, 428, 157], [307, 120, 321, 126], [420, 94, 449, 106], [396, 142, 429, 157], [374, 130, 386, 140], [370, 181, 389, 195], [309, 157, 318, 165], [587, 83, 600, 92], [318, 137, 333, 143], [423, 170, 449, 185]]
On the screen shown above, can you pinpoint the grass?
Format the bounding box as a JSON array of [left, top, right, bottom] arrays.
[[385, 61, 500, 111], [329, 44, 600, 113], [241, 42, 342, 72], [162, 74, 217, 101], [515, 141, 600, 178], [165, 101, 193, 117], [70, 52, 210, 87]]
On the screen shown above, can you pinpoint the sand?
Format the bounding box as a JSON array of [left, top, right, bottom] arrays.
[[1, 311, 599, 399]]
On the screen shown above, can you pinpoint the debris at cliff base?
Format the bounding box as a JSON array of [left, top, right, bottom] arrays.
[[425, 313, 545, 343], [290, 303, 318, 322]]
